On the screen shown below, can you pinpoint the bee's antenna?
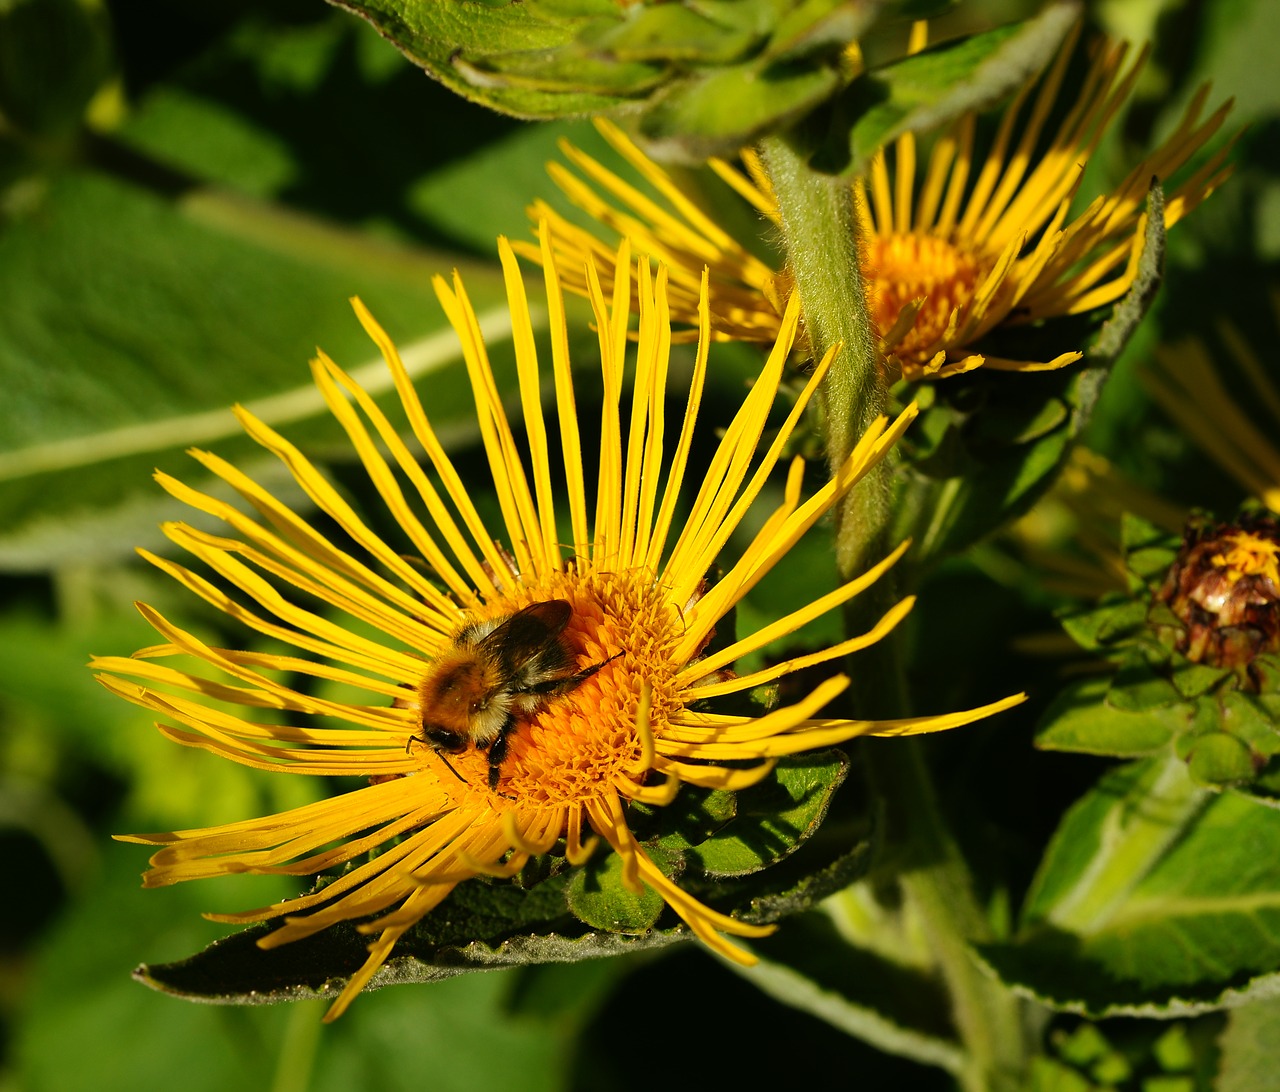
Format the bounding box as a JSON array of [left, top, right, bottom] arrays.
[[436, 751, 470, 786]]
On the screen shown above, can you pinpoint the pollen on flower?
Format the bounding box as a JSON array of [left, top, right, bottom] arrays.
[[1212, 531, 1280, 586], [403, 565, 690, 810], [863, 234, 990, 359], [527, 24, 1233, 380], [452, 568, 688, 809]]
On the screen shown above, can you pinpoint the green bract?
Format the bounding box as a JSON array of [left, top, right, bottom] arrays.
[[325, 0, 1070, 160]]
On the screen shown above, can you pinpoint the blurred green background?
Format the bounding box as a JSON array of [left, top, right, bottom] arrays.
[[2, 1, 1278, 1088]]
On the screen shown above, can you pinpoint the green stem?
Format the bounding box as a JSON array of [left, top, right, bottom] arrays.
[[757, 133, 890, 584], [863, 741, 1032, 1092], [760, 134, 1031, 1091], [268, 998, 326, 1092]]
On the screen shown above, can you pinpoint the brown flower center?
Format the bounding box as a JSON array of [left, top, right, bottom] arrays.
[[1153, 518, 1280, 679]]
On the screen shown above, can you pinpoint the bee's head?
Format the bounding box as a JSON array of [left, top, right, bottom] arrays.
[[419, 724, 468, 753]]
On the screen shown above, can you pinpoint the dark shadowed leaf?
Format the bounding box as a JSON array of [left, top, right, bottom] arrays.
[[136, 755, 865, 1007]]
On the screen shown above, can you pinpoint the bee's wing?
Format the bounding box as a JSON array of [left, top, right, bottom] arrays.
[[480, 600, 572, 677]]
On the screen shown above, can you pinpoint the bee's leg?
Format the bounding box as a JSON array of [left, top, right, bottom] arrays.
[[486, 717, 515, 791], [561, 650, 623, 689], [522, 651, 624, 700], [406, 735, 470, 784]]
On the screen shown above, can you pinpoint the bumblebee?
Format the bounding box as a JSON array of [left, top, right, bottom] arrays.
[[410, 600, 618, 789]]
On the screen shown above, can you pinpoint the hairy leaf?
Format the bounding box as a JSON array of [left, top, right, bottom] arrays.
[[328, 0, 882, 154], [136, 756, 864, 1007]]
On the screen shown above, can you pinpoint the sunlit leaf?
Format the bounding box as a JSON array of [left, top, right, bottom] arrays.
[[979, 757, 1280, 1017], [809, 2, 1080, 177]]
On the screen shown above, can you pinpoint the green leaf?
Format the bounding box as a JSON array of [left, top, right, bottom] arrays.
[[890, 371, 1076, 572], [17, 845, 583, 1091], [766, 0, 877, 62], [137, 870, 683, 1009], [1185, 732, 1256, 787], [1060, 599, 1150, 651], [1216, 997, 1280, 1092], [665, 750, 850, 877], [978, 756, 1280, 1017], [567, 844, 675, 933], [809, 1, 1081, 177], [328, 0, 879, 149], [14, 849, 299, 1092], [587, 2, 763, 64], [327, 0, 644, 118], [1234, 756, 1280, 809], [449, 42, 666, 97], [136, 755, 864, 1008], [637, 58, 841, 162], [1107, 665, 1184, 712], [721, 913, 965, 1076], [1220, 691, 1280, 757], [0, 168, 513, 572], [1170, 661, 1231, 700], [1036, 676, 1186, 757]]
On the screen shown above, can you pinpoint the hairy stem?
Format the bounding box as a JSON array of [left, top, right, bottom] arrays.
[[757, 133, 890, 584], [760, 133, 1031, 1091]]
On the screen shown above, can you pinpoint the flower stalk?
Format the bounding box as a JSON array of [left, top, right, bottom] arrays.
[[757, 133, 890, 585], [761, 133, 1032, 1091]]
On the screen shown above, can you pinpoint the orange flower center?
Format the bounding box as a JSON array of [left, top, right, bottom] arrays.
[[863, 233, 989, 356], [411, 567, 686, 811]]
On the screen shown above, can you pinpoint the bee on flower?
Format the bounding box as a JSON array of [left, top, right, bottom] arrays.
[[94, 227, 1023, 1021]]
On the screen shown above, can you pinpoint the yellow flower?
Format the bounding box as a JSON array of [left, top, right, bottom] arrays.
[[1212, 531, 1280, 587], [1143, 317, 1280, 515], [94, 228, 1023, 1022], [523, 23, 1233, 380]]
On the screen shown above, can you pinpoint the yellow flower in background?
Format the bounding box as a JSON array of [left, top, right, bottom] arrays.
[[1007, 302, 1280, 601], [93, 227, 1023, 1022], [1005, 447, 1187, 599], [1143, 317, 1280, 515], [523, 22, 1233, 381]]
